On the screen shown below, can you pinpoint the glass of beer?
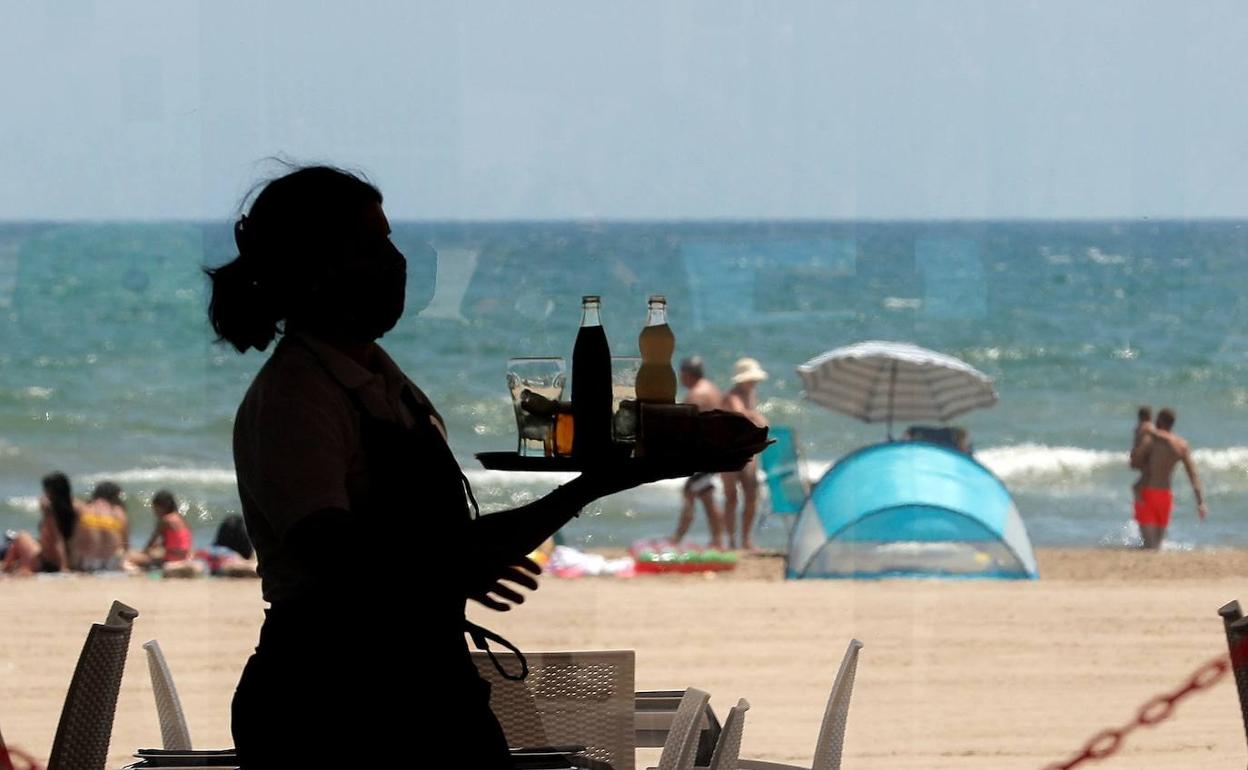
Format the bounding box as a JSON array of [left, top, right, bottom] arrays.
[[506, 357, 566, 456]]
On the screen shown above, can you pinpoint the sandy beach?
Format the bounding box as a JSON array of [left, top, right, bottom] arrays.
[[2, 548, 1246, 770]]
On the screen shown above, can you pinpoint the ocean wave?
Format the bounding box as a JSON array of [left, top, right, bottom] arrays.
[[4, 496, 39, 513], [757, 397, 807, 420], [960, 345, 1054, 363], [973, 444, 1248, 481], [1087, 247, 1128, 265], [81, 467, 238, 486], [1190, 447, 1248, 473], [976, 444, 1123, 480], [43, 445, 1248, 500], [787, 443, 1248, 486], [785, 446, 1126, 484]]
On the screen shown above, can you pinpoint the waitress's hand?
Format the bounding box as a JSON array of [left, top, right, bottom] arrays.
[[467, 554, 542, 612]]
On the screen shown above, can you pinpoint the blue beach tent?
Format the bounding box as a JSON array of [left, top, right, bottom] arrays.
[[786, 441, 1039, 580]]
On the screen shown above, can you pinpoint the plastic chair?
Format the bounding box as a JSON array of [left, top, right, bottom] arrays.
[[635, 690, 722, 766], [472, 650, 636, 770], [738, 639, 863, 770], [654, 687, 711, 770], [47, 600, 139, 770], [759, 426, 809, 535], [702, 698, 749, 770], [1217, 600, 1248, 750], [141, 640, 192, 750]]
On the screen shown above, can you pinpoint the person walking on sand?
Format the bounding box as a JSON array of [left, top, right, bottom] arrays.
[[721, 357, 769, 551], [671, 356, 725, 548], [1129, 407, 1207, 549]]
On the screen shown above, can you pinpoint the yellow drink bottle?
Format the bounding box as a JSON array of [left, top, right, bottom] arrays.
[[636, 295, 677, 404]]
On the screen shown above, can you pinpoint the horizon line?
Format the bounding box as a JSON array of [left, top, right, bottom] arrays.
[[1, 215, 1247, 226]]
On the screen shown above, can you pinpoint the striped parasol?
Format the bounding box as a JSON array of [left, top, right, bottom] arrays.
[[796, 341, 998, 438]]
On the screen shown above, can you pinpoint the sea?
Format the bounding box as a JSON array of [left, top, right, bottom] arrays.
[[1, 219, 1246, 552]]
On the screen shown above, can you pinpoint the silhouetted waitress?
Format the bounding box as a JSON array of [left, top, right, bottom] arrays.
[[209, 166, 710, 768]]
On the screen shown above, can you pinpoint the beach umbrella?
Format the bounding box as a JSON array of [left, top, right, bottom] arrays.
[[796, 341, 998, 439]]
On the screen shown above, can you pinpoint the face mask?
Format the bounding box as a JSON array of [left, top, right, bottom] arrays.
[[299, 238, 409, 342], [336, 240, 410, 340]]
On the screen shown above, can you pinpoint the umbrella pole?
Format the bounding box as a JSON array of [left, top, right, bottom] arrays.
[[886, 360, 897, 441]]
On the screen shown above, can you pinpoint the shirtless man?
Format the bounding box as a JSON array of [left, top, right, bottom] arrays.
[[1129, 407, 1207, 549], [721, 357, 769, 550], [672, 356, 726, 547]]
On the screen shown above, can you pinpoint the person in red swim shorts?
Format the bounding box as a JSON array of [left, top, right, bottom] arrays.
[[1129, 407, 1208, 549]]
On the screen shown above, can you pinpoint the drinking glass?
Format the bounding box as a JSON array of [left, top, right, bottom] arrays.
[[506, 357, 566, 456], [610, 356, 642, 445]]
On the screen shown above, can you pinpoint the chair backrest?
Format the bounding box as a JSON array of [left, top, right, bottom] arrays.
[[472, 650, 635, 770], [141, 640, 192, 750], [656, 687, 710, 770], [810, 639, 864, 770], [1217, 600, 1248, 749], [634, 690, 722, 766], [705, 698, 749, 770], [48, 601, 138, 770], [760, 426, 808, 516]]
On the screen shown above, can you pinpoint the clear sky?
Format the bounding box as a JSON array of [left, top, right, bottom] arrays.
[[2, 0, 1247, 220]]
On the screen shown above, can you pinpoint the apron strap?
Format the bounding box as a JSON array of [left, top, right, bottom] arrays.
[[465, 620, 529, 681], [399, 388, 481, 520]]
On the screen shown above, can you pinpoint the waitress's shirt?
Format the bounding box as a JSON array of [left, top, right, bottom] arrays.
[[232, 331, 447, 604]]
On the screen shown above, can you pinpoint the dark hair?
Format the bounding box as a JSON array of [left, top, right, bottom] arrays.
[[1157, 407, 1176, 429], [1138, 406, 1152, 422], [41, 472, 76, 542], [90, 480, 126, 510], [680, 356, 705, 379], [214, 514, 254, 560], [206, 164, 383, 353], [151, 489, 178, 515]]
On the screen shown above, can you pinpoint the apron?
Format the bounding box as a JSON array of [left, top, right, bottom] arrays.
[[232, 353, 516, 768]]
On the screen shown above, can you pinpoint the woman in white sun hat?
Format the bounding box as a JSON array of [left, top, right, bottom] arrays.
[[721, 357, 769, 550]]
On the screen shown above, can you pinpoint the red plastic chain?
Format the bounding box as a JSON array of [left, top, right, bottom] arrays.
[[1041, 636, 1248, 770]]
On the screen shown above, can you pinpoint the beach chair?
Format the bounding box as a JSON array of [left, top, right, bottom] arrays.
[[472, 650, 636, 770], [737, 639, 863, 770], [635, 691, 723, 766], [701, 698, 749, 770], [1217, 601, 1248, 749], [47, 600, 139, 770], [141, 640, 193, 750], [759, 426, 809, 537], [651, 687, 711, 770]]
